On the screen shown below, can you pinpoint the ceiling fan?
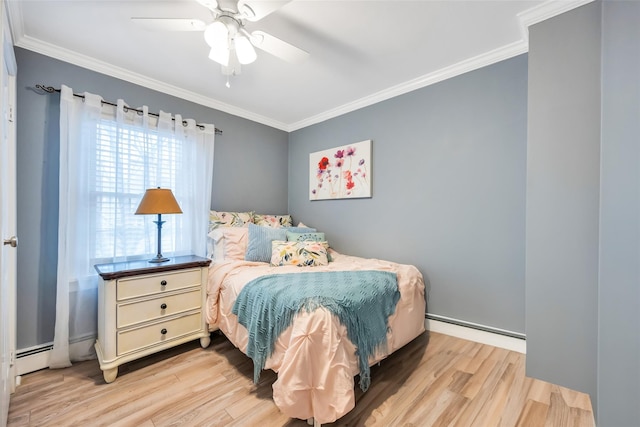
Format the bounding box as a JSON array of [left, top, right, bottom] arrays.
[[132, 0, 309, 84]]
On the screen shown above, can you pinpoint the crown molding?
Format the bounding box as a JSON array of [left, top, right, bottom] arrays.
[[287, 40, 528, 132], [287, 0, 595, 132], [8, 0, 596, 134], [5, 0, 23, 42], [10, 35, 289, 131], [5, 1, 287, 130], [517, 0, 595, 42]]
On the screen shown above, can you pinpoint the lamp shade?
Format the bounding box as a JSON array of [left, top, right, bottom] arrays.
[[235, 35, 257, 65], [135, 188, 182, 215], [209, 45, 231, 67], [204, 21, 228, 48]]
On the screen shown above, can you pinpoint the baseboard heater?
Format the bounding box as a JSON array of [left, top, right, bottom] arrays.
[[16, 335, 96, 376], [16, 343, 53, 359], [425, 313, 526, 340], [15, 343, 54, 376]]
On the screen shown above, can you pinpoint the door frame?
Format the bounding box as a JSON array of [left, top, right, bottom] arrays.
[[0, 1, 18, 424]]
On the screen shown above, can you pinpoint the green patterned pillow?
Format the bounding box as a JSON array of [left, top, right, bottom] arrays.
[[286, 231, 325, 242], [270, 240, 329, 267], [208, 210, 253, 231]]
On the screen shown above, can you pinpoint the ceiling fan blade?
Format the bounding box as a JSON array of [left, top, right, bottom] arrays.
[[194, 0, 219, 13], [237, 0, 291, 22], [131, 18, 207, 32], [250, 30, 309, 63]]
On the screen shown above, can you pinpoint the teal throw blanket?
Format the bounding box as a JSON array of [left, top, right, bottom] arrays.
[[232, 270, 400, 392]]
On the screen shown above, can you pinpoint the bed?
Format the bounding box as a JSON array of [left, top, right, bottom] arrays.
[[204, 212, 426, 424]]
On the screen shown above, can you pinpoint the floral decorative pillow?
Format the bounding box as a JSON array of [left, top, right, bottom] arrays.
[[270, 240, 329, 267], [286, 231, 332, 262], [208, 210, 253, 231], [253, 213, 293, 228]]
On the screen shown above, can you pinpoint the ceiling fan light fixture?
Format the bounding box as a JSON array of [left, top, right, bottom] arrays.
[[204, 21, 228, 47], [136, 0, 306, 85], [235, 35, 257, 64], [208, 45, 230, 66]]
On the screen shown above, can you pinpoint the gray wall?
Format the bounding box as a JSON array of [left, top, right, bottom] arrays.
[[525, 0, 601, 405], [289, 56, 528, 334], [527, 2, 640, 424], [598, 1, 640, 424], [15, 47, 289, 349]]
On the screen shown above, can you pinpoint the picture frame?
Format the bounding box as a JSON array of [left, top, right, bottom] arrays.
[[309, 139, 371, 200]]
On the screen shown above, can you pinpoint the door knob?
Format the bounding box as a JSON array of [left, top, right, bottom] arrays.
[[3, 236, 17, 248]]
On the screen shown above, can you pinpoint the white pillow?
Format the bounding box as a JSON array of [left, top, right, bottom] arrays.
[[206, 229, 225, 261], [207, 227, 249, 261]]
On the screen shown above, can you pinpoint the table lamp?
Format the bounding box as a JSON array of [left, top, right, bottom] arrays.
[[135, 187, 182, 263]]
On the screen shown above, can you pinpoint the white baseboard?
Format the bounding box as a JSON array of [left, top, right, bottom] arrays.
[[425, 318, 526, 354], [16, 336, 96, 376], [15, 319, 525, 377]]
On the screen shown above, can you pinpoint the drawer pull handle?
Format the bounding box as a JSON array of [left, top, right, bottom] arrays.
[[160, 280, 167, 286], [161, 328, 167, 335], [160, 303, 167, 310]]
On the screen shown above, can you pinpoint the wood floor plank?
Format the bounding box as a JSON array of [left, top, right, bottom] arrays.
[[106, 369, 229, 426], [527, 377, 554, 405], [35, 373, 181, 426], [378, 338, 471, 425], [545, 389, 571, 427], [559, 384, 594, 411], [470, 361, 517, 426], [497, 352, 531, 427], [429, 391, 470, 427], [569, 407, 596, 427], [8, 331, 594, 427], [451, 363, 507, 426], [459, 342, 495, 374], [458, 345, 511, 403], [515, 399, 550, 427]]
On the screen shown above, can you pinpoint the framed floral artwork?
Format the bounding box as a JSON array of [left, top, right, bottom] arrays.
[[309, 139, 371, 200]]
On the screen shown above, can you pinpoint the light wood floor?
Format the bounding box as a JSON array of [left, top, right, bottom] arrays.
[[7, 331, 594, 426]]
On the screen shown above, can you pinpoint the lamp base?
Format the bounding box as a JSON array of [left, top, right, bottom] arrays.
[[148, 256, 170, 263]]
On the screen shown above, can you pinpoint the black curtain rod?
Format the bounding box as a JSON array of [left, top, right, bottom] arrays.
[[35, 84, 222, 135]]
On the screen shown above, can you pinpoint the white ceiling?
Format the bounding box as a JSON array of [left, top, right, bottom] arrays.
[[7, 0, 590, 131]]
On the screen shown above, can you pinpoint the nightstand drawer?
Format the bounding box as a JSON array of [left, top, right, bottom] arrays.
[[117, 269, 201, 301], [116, 289, 201, 328], [117, 312, 202, 355]]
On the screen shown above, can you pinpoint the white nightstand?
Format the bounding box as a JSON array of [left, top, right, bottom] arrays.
[[94, 255, 212, 383]]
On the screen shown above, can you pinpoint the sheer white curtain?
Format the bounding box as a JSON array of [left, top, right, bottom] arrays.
[[50, 85, 215, 367]]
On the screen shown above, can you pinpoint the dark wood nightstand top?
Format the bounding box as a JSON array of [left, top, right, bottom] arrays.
[[94, 255, 211, 281]]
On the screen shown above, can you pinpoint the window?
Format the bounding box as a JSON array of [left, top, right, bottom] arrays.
[[92, 119, 182, 263]]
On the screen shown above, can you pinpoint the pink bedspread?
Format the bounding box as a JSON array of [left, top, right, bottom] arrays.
[[206, 250, 426, 424]]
